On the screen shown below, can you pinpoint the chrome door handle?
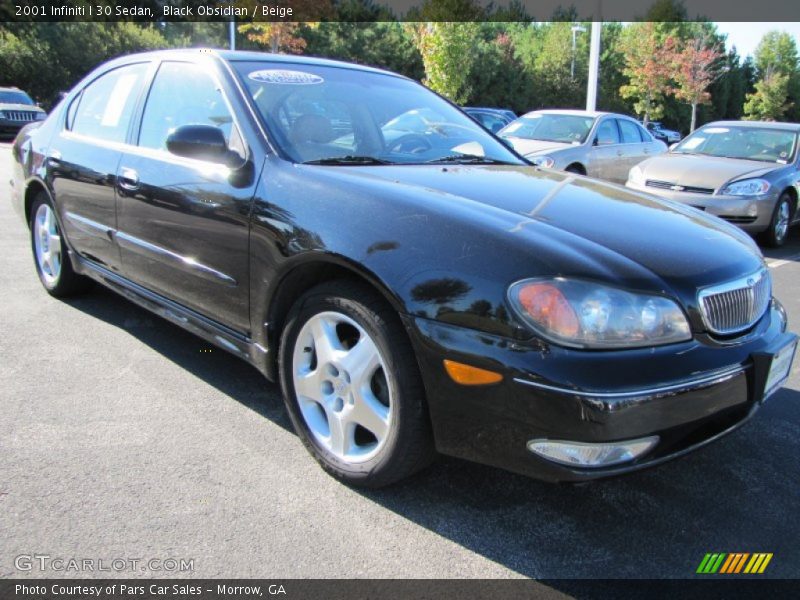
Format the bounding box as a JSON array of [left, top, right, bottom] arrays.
[[118, 168, 139, 191]]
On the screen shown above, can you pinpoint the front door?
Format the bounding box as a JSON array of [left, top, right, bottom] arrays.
[[116, 60, 257, 334]]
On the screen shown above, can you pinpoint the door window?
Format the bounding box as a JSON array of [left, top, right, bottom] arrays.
[[69, 63, 149, 143], [595, 120, 620, 145], [138, 62, 235, 151], [618, 119, 643, 144], [636, 123, 653, 142]]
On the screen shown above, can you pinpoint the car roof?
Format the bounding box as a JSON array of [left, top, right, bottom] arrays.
[[0, 86, 24, 92], [520, 109, 620, 119], [702, 120, 800, 132], [102, 48, 407, 80]]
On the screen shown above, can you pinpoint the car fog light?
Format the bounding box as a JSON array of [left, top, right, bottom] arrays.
[[746, 203, 758, 218], [527, 436, 659, 468]]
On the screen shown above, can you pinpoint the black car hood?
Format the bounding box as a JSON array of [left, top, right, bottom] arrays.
[[295, 164, 764, 303]]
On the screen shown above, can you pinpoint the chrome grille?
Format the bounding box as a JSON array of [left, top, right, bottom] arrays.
[[698, 269, 771, 335], [3, 110, 37, 122], [645, 179, 714, 195]]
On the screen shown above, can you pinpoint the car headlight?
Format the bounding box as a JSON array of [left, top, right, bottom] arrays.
[[0, 111, 6, 118], [529, 155, 555, 168], [722, 178, 770, 196], [628, 164, 645, 184], [508, 278, 691, 349], [35, 112, 47, 121]]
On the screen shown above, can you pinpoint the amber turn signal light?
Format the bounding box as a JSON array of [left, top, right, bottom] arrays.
[[443, 360, 503, 386]]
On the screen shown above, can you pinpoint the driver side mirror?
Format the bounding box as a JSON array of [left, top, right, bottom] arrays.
[[166, 125, 230, 164]]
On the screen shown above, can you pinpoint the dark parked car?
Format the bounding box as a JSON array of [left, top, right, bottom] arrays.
[[11, 50, 797, 487], [0, 87, 46, 139], [462, 107, 516, 133], [644, 121, 681, 144]]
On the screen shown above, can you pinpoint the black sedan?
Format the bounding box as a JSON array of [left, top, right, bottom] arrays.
[[10, 50, 797, 487]]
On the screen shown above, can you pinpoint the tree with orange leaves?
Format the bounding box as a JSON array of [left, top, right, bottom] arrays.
[[233, 0, 332, 54], [672, 35, 723, 132], [620, 22, 678, 126]]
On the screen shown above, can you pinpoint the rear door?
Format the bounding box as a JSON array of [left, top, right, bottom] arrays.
[[587, 118, 621, 181], [616, 118, 651, 178], [115, 59, 257, 333], [49, 62, 151, 272]]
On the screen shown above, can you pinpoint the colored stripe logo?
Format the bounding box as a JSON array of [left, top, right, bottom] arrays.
[[697, 553, 773, 574]]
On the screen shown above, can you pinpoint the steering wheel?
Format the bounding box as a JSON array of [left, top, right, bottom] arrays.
[[387, 133, 433, 155]]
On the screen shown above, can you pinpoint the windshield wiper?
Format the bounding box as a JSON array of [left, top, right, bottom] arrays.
[[303, 156, 393, 166], [425, 154, 515, 165]]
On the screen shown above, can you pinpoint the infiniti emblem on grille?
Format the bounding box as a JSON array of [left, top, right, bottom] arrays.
[[747, 278, 755, 287]]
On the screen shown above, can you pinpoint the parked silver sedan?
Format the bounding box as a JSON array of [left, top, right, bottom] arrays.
[[498, 109, 666, 183], [626, 121, 800, 247]]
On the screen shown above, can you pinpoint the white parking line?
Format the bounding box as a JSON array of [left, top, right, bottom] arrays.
[[767, 252, 800, 269]]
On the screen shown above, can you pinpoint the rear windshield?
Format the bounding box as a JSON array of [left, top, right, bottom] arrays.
[[674, 126, 798, 164], [0, 90, 34, 105], [499, 114, 596, 144]]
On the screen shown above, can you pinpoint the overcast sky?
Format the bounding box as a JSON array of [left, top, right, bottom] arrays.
[[715, 22, 800, 58]]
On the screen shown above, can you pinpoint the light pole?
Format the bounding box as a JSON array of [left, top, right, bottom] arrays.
[[586, 22, 601, 112], [571, 25, 586, 80]]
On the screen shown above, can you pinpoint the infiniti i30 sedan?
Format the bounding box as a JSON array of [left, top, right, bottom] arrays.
[[627, 121, 800, 247], [498, 109, 667, 183], [10, 50, 797, 486]]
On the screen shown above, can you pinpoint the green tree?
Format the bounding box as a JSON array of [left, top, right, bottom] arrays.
[[0, 22, 166, 107], [752, 30, 800, 120], [407, 22, 480, 103], [744, 69, 792, 121], [465, 27, 532, 112], [301, 1, 423, 80]]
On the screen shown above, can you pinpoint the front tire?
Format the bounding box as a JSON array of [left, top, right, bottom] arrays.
[[278, 280, 435, 487], [565, 163, 585, 175], [760, 192, 793, 248], [29, 193, 91, 297]]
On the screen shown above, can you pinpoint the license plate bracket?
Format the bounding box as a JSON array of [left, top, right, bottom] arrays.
[[751, 334, 797, 403]]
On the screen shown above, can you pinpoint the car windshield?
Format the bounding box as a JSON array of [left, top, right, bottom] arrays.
[[233, 61, 523, 166], [0, 90, 34, 105], [673, 126, 798, 164], [499, 114, 595, 144]]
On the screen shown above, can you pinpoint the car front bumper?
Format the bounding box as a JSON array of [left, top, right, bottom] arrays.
[[626, 180, 778, 233], [403, 301, 794, 482], [0, 118, 38, 137]]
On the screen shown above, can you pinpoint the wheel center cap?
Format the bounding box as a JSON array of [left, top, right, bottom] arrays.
[[334, 380, 348, 395]]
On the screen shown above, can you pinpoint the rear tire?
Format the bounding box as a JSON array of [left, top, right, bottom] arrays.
[[29, 193, 92, 297], [760, 192, 793, 248], [278, 280, 435, 487]]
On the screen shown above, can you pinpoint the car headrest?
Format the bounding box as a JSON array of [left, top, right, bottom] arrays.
[[290, 114, 335, 145]]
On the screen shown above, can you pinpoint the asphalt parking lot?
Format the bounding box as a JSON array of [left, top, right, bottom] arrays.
[[1, 141, 799, 582]]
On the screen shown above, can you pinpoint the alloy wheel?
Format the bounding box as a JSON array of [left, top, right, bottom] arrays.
[[291, 311, 394, 463], [774, 199, 790, 244], [33, 203, 62, 285]]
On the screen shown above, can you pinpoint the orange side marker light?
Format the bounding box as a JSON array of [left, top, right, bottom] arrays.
[[444, 360, 503, 386]]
